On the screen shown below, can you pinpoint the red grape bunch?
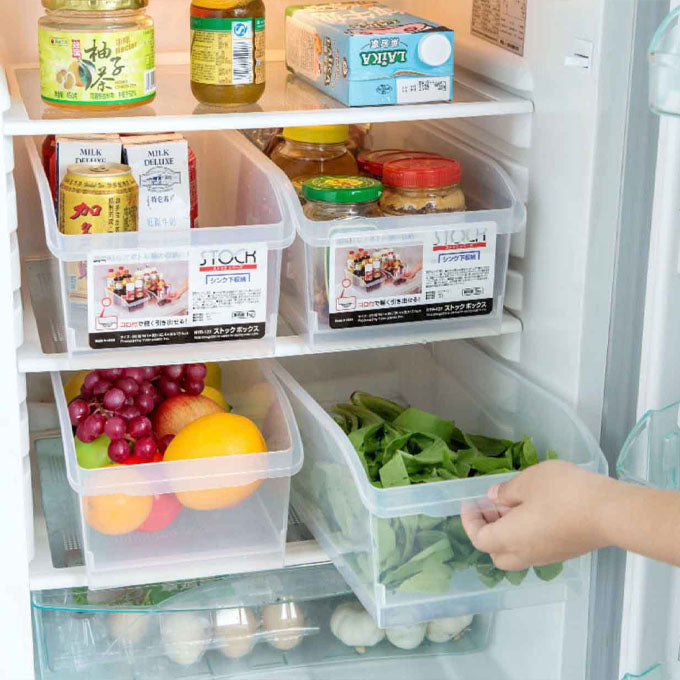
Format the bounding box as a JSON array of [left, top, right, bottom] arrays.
[[67, 364, 208, 464]]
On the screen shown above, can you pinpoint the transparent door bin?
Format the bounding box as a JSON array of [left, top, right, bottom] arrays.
[[25, 130, 295, 354], [51, 361, 303, 587], [273, 342, 606, 627], [617, 400, 680, 489], [32, 565, 493, 679], [649, 7, 680, 116], [278, 126, 526, 348]]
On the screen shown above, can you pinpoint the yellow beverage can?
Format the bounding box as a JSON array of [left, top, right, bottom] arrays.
[[59, 163, 139, 234]]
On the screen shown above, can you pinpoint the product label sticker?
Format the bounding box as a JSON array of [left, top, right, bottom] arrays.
[[396, 77, 452, 104], [471, 0, 527, 56], [87, 244, 268, 348], [327, 223, 496, 329]]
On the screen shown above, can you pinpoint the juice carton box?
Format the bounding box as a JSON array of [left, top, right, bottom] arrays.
[[285, 2, 454, 107]]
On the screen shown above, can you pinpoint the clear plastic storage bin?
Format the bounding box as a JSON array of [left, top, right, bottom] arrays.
[[278, 124, 526, 348], [51, 361, 303, 588], [273, 342, 606, 627], [617, 400, 680, 489], [649, 6, 680, 116], [32, 565, 493, 679], [26, 130, 295, 354]]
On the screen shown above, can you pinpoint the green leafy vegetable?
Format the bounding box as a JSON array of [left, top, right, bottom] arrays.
[[326, 392, 566, 595]]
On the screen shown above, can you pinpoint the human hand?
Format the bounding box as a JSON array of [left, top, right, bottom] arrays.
[[461, 460, 614, 571]]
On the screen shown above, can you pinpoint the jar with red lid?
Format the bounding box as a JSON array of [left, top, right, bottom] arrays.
[[362, 149, 443, 179], [380, 157, 466, 215]]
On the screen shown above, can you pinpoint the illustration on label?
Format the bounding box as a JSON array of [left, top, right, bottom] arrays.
[[87, 245, 268, 348], [327, 224, 496, 329]]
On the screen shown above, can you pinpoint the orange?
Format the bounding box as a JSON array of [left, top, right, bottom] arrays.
[[164, 413, 267, 511], [83, 492, 153, 535]]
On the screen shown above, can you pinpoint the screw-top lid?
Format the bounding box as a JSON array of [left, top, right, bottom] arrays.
[[283, 125, 351, 145], [383, 157, 462, 188], [367, 150, 443, 178], [357, 148, 404, 173], [418, 33, 453, 66], [302, 176, 383, 204], [43, 0, 147, 9]]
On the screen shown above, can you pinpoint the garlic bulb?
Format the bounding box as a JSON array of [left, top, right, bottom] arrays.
[[385, 623, 426, 650], [262, 602, 305, 651], [425, 615, 474, 643], [108, 612, 149, 645], [330, 602, 385, 653], [161, 612, 211, 666], [214, 607, 258, 660]]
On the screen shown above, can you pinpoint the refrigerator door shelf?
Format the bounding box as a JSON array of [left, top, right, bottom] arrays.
[[617, 400, 680, 490]]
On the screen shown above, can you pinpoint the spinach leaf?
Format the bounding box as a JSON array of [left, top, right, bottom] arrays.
[[393, 408, 457, 442], [534, 562, 564, 581]]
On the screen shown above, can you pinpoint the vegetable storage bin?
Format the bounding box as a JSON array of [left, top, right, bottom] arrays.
[[51, 360, 303, 589], [273, 342, 607, 627], [617, 400, 680, 489], [25, 130, 294, 354], [32, 564, 493, 679], [649, 6, 680, 116], [278, 123, 526, 348]]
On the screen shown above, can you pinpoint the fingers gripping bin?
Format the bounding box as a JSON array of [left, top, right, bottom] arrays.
[[618, 400, 680, 489], [279, 127, 526, 348], [52, 361, 302, 589], [273, 342, 606, 627], [26, 130, 294, 354]]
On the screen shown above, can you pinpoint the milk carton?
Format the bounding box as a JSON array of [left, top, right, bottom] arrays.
[[285, 2, 454, 106]]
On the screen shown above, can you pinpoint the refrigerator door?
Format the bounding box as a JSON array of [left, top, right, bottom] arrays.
[[617, 9, 680, 672]]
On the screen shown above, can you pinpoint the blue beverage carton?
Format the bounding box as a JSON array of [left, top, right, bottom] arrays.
[[285, 2, 454, 107]]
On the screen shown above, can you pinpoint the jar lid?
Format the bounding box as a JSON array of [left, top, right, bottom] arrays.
[[302, 176, 383, 204], [367, 150, 443, 178], [43, 0, 147, 9], [383, 157, 462, 188], [357, 148, 404, 173], [283, 125, 350, 145]]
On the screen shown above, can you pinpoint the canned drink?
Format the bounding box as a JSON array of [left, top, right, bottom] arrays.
[[59, 163, 138, 235]]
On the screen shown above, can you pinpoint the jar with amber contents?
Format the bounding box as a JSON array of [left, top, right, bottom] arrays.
[[271, 126, 359, 200], [38, 0, 155, 110], [190, 0, 265, 106], [381, 157, 466, 215]]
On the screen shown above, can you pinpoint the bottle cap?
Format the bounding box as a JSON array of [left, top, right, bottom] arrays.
[[302, 176, 383, 204], [43, 0, 147, 9], [283, 125, 350, 145], [383, 157, 462, 188]]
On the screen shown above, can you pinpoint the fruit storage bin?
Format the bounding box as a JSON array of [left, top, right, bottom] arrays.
[[32, 564, 493, 680], [617, 400, 680, 489], [51, 361, 303, 589], [278, 124, 526, 348], [273, 342, 607, 628], [25, 130, 295, 354]]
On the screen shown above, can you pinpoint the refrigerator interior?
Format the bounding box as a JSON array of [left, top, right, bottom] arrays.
[[0, 0, 663, 677]]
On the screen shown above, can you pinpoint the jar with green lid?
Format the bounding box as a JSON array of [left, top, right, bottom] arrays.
[[302, 176, 383, 221], [190, 0, 266, 107], [38, 0, 155, 110], [271, 126, 359, 200]]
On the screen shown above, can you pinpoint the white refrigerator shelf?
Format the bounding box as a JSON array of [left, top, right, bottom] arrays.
[[4, 54, 533, 137]]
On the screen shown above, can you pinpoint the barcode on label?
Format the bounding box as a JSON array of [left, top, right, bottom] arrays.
[[144, 69, 156, 94], [232, 40, 254, 84]]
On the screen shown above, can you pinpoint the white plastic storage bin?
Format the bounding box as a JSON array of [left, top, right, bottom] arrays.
[[51, 361, 303, 589], [278, 125, 525, 348], [617, 400, 680, 489], [273, 342, 606, 628], [26, 130, 294, 354], [32, 565, 492, 679], [649, 6, 680, 116]]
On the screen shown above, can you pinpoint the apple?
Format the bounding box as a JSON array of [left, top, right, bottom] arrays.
[[76, 434, 111, 469], [153, 394, 225, 439], [137, 493, 182, 532]]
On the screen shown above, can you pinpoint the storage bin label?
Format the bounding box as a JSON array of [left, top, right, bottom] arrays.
[[327, 223, 496, 329], [86, 244, 268, 348]]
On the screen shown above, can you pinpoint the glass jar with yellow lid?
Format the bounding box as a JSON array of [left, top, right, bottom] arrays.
[[190, 0, 266, 106], [38, 0, 155, 110], [271, 125, 359, 200]]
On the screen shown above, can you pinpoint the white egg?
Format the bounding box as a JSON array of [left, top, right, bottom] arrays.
[[262, 602, 306, 651], [108, 612, 150, 646], [161, 612, 211, 666], [214, 607, 258, 660]]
